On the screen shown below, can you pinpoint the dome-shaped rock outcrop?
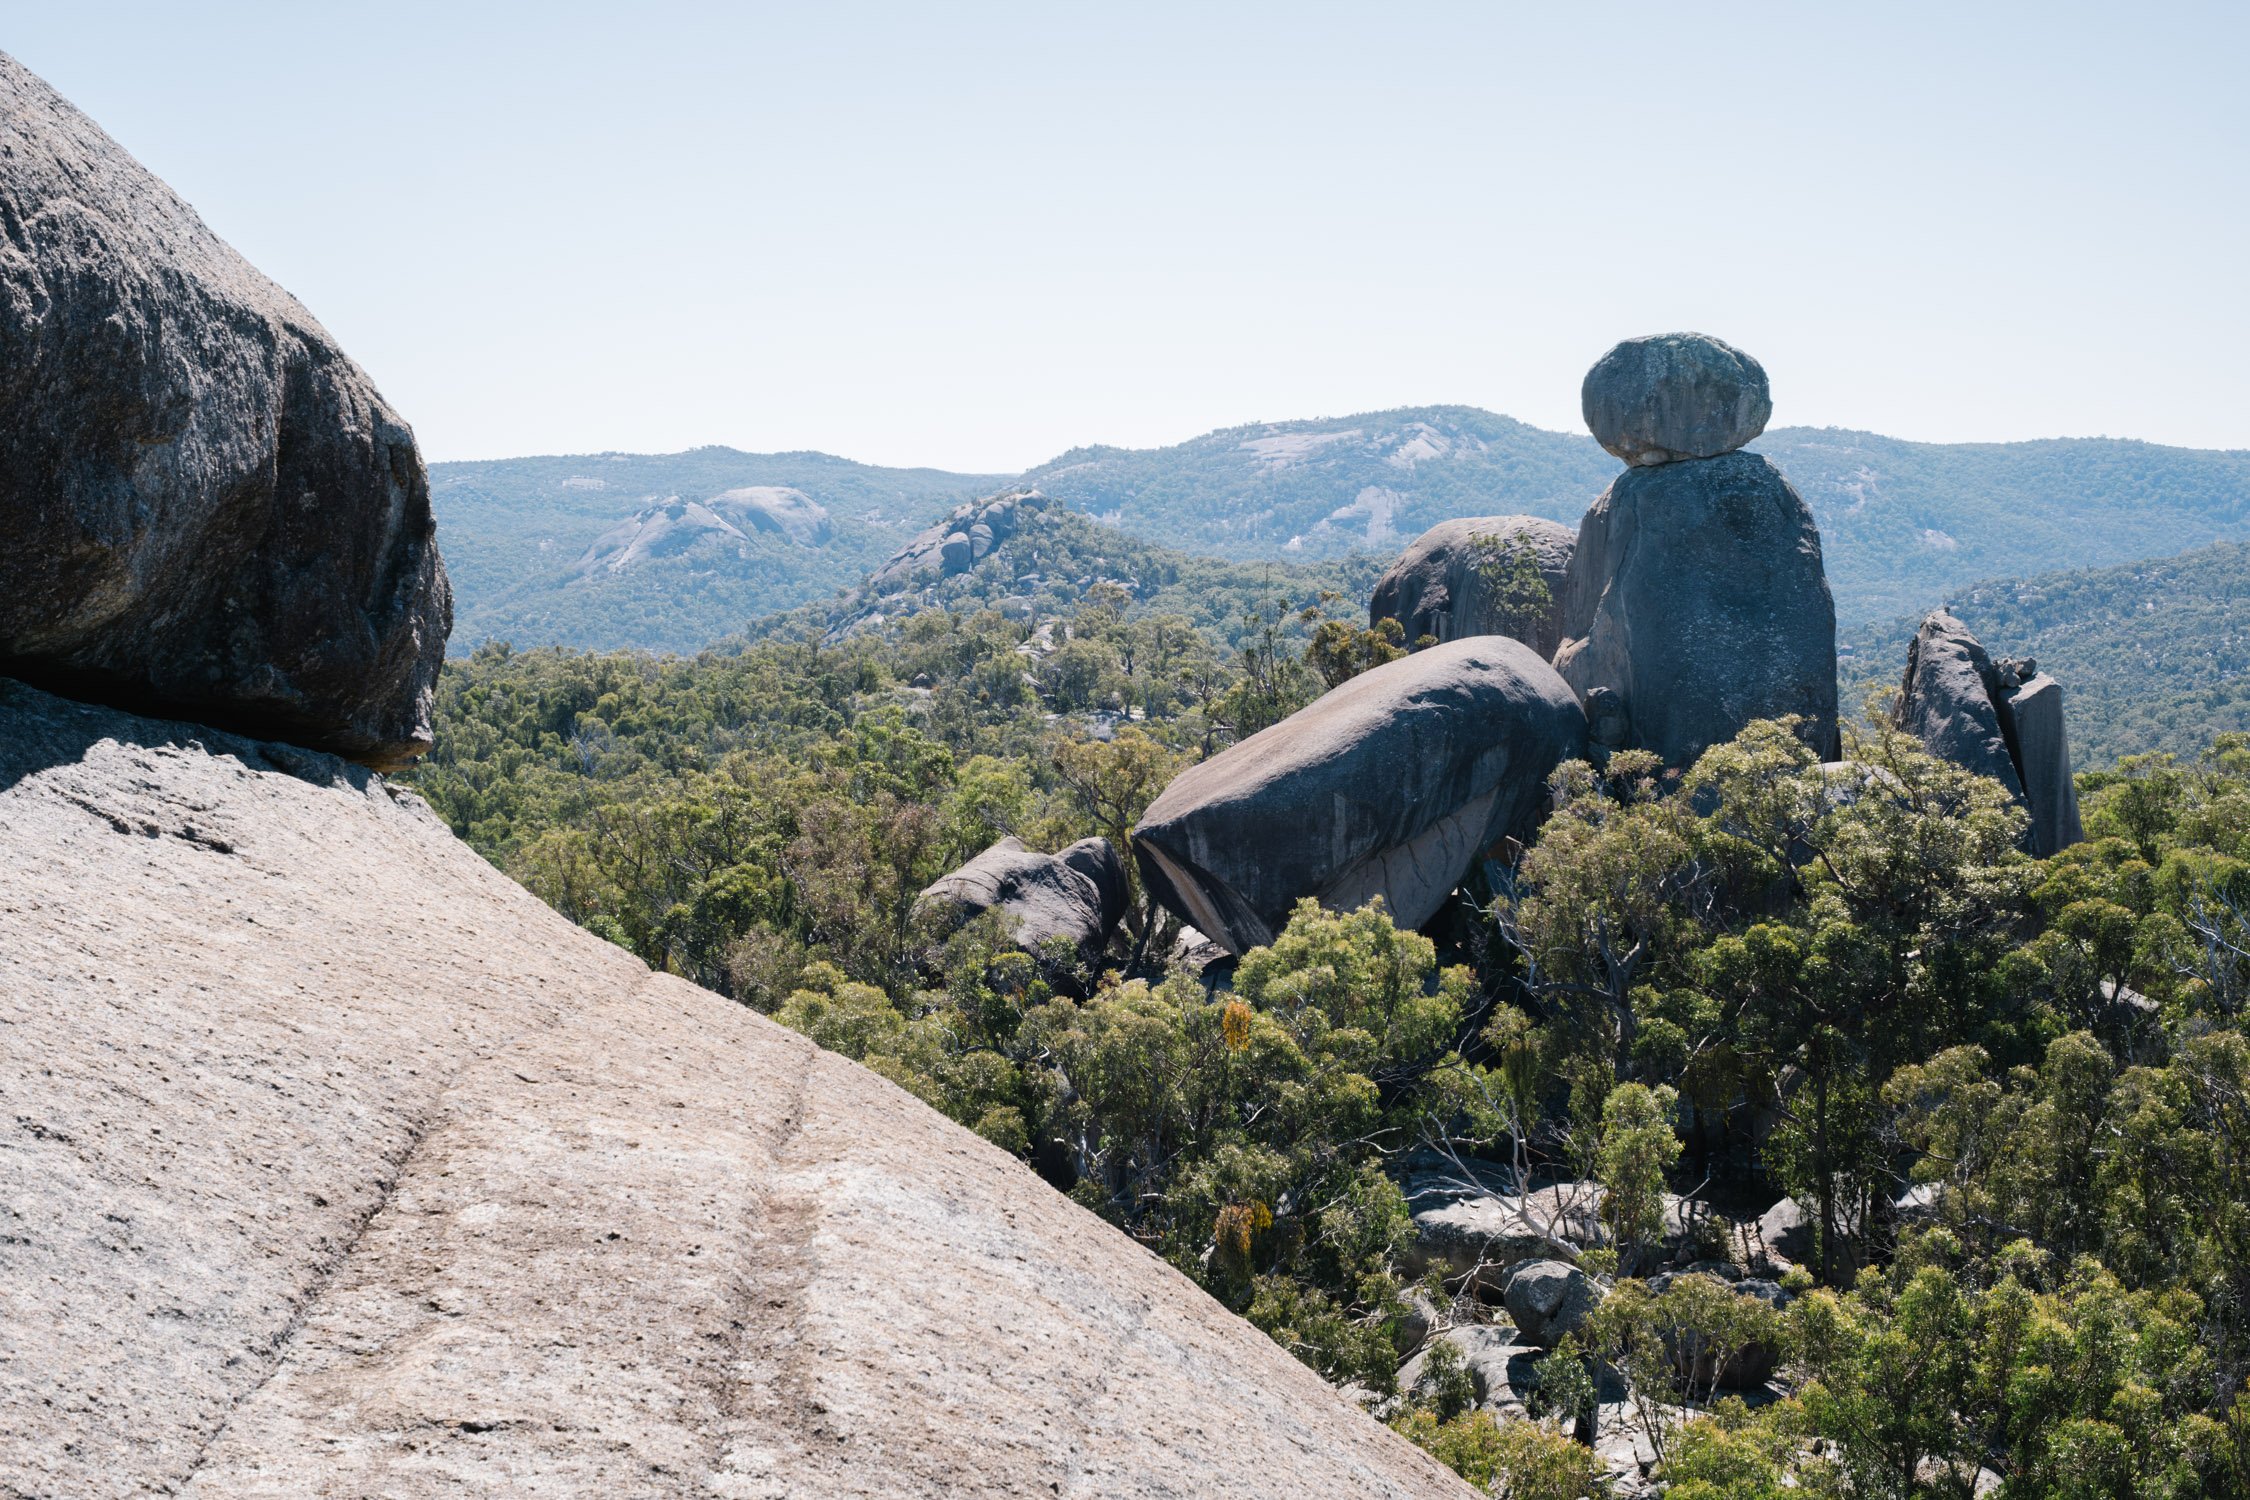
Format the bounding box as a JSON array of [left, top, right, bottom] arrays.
[[0, 679, 1470, 1500], [916, 834, 1129, 978], [1132, 637, 1587, 954], [1581, 331, 1772, 467], [1368, 515, 1576, 656], [0, 52, 449, 768]]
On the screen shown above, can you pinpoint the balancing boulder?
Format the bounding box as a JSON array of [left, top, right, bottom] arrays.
[[1581, 331, 1771, 467], [0, 53, 449, 767], [1133, 637, 1587, 954]]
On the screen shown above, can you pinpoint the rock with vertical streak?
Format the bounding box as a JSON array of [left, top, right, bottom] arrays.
[[1132, 637, 1587, 954]]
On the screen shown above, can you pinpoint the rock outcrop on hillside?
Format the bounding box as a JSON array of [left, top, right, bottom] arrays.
[[1132, 637, 1587, 954], [0, 53, 449, 768], [867, 489, 1043, 595], [1555, 438, 1840, 766], [1367, 515, 1576, 656], [0, 679, 1470, 1500], [1894, 609, 2084, 854], [573, 486, 833, 576]]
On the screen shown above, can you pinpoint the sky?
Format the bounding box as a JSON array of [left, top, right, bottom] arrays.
[[8, 2, 2247, 471]]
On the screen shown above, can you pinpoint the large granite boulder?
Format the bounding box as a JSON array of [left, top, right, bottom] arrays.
[[1368, 516, 1576, 656], [1502, 1261, 1604, 1348], [868, 489, 1040, 595], [1554, 451, 1839, 766], [1402, 1169, 1598, 1289], [1133, 637, 1588, 954], [1396, 1326, 1543, 1418], [1581, 332, 1771, 467], [916, 835, 1128, 965], [1893, 610, 2083, 855], [0, 679, 1470, 1499], [0, 54, 449, 768]]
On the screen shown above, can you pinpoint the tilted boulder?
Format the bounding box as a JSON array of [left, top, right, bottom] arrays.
[[1581, 331, 1771, 467], [916, 835, 1127, 966], [0, 53, 449, 768], [1133, 638, 1588, 954], [1554, 450, 1840, 766], [0, 679, 1470, 1499], [1501, 1260, 1603, 1349], [1893, 609, 2083, 855], [1368, 515, 1576, 657]]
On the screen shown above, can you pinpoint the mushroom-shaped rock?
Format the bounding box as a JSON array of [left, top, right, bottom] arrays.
[[1368, 516, 1576, 656], [1582, 332, 1772, 467], [1893, 610, 2083, 855], [916, 836, 1124, 968], [0, 53, 449, 768], [1133, 638, 1588, 955], [1502, 1260, 1603, 1349], [1553, 451, 1839, 767]]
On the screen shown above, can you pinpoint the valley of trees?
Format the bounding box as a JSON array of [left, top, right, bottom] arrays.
[[409, 563, 2250, 1497]]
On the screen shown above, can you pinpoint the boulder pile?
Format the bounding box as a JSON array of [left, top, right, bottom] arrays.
[[1894, 609, 2084, 854], [1133, 637, 1587, 954], [1367, 515, 1576, 656], [0, 53, 449, 769], [867, 488, 1043, 595], [1554, 333, 1839, 766]]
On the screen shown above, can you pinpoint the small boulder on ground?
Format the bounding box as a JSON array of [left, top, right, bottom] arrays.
[[0, 53, 449, 768], [1367, 516, 1577, 657], [1133, 637, 1586, 954], [1581, 332, 1772, 467], [1502, 1260, 1603, 1348], [1554, 449, 1839, 766], [1893, 609, 2084, 855], [1396, 1325, 1544, 1417], [915, 835, 1125, 973]]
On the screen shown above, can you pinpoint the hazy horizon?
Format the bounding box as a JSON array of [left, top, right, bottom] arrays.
[[11, 2, 2247, 470]]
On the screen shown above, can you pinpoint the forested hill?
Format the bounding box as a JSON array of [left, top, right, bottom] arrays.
[[1840, 539, 2250, 766], [1026, 409, 2250, 626], [431, 447, 1003, 652], [429, 413, 2250, 654]]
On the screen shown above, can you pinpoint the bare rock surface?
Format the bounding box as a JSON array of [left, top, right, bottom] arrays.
[[1133, 637, 1587, 954], [1395, 1327, 1542, 1417], [0, 53, 449, 768], [1501, 1261, 1603, 1349], [573, 486, 833, 576], [1893, 609, 2083, 855], [867, 489, 1041, 595], [1554, 451, 1839, 766], [0, 679, 1469, 1500], [1581, 332, 1771, 467], [1367, 516, 1576, 656]]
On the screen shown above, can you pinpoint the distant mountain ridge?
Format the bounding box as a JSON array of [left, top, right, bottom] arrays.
[[430, 411, 2250, 653]]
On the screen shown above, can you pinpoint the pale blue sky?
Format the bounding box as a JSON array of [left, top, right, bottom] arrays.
[[8, 2, 2246, 469]]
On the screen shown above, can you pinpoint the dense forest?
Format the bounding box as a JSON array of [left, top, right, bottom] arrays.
[[407, 546, 2250, 1496]]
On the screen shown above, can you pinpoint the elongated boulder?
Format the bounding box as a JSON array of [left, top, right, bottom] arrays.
[[1554, 450, 1839, 766], [0, 679, 1469, 1500], [1582, 331, 1771, 467], [917, 835, 1127, 962], [1133, 637, 1587, 954], [0, 53, 449, 767], [1892, 610, 2083, 854], [1368, 515, 1576, 656]]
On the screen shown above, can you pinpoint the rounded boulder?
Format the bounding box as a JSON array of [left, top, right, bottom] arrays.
[[1582, 332, 1772, 467]]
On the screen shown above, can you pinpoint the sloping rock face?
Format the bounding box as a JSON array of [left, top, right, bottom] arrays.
[[1581, 332, 1771, 467], [1134, 638, 1587, 954], [574, 487, 833, 576], [0, 680, 1468, 1500], [1555, 451, 1839, 766], [1367, 515, 1576, 656], [916, 834, 1128, 967], [0, 54, 449, 769], [867, 489, 1042, 595], [1893, 609, 2083, 855]]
